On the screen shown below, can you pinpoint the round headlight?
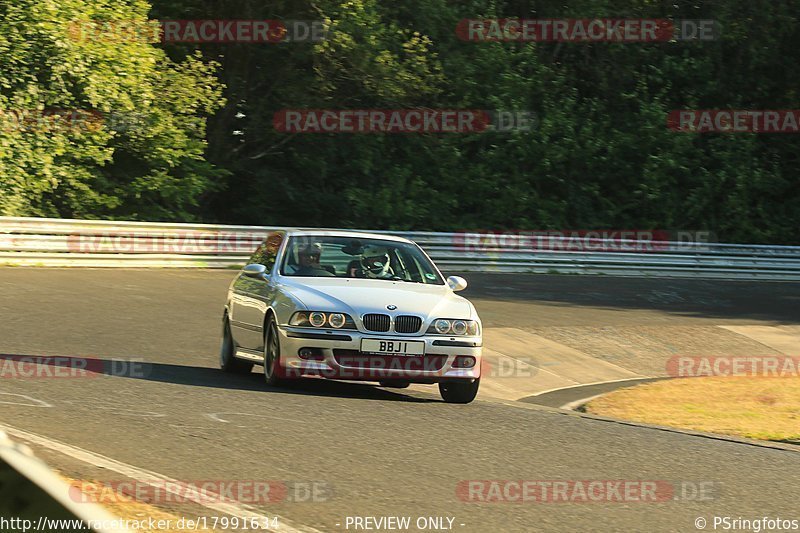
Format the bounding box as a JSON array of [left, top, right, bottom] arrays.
[[452, 320, 468, 335], [309, 312, 326, 327], [328, 313, 345, 328], [434, 319, 451, 334]]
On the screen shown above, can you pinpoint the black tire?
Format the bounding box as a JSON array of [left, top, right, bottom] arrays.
[[263, 316, 286, 386], [379, 380, 410, 388], [439, 379, 480, 404], [220, 315, 253, 374]]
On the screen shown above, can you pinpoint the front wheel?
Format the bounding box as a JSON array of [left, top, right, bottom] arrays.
[[439, 379, 479, 404], [263, 317, 286, 386], [220, 316, 253, 374]]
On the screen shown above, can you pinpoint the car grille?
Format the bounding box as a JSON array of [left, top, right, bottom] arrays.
[[362, 313, 391, 332], [394, 315, 422, 333]]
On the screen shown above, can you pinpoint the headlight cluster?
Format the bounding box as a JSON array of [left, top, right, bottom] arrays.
[[427, 318, 479, 336], [289, 311, 356, 329]]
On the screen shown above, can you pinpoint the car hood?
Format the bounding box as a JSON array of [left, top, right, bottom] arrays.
[[277, 277, 473, 320]]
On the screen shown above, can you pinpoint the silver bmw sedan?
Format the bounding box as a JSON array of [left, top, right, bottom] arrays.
[[220, 230, 482, 403]]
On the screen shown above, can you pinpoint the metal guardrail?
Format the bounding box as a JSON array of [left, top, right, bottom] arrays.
[[0, 430, 130, 532], [2, 216, 800, 280]]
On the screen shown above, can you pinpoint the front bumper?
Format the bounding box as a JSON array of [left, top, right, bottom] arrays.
[[277, 326, 482, 383]]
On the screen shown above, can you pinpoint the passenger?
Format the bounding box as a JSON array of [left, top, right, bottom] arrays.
[[295, 243, 335, 276]]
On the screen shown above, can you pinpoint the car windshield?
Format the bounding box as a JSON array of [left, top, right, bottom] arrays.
[[280, 235, 444, 284]]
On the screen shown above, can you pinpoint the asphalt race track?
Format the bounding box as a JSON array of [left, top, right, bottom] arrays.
[[1, 268, 799, 532]]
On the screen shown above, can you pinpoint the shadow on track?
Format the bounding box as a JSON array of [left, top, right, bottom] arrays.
[[0, 354, 437, 403], [130, 361, 438, 402]]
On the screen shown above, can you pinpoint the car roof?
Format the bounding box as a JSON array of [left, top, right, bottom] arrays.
[[284, 229, 414, 244]]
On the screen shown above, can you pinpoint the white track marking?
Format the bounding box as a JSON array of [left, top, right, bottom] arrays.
[[559, 393, 606, 411], [0, 392, 53, 407], [91, 406, 166, 418], [0, 423, 321, 533], [205, 412, 299, 426], [168, 424, 216, 430]]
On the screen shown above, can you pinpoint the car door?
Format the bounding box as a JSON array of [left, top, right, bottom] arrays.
[[229, 231, 285, 349]]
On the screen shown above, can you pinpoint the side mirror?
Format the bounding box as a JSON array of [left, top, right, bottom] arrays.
[[447, 275, 468, 292], [243, 263, 268, 279]]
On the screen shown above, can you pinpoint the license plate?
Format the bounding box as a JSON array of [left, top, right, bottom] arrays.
[[360, 339, 425, 356]]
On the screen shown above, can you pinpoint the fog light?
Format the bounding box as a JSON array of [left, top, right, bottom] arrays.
[[298, 348, 324, 360], [453, 356, 476, 368]]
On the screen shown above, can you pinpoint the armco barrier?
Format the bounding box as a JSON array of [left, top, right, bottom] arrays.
[[1, 216, 800, 280], [0, 430, 130, 532]]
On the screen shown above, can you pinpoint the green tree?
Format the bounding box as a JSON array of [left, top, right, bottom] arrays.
[[0, 0, 225, 220]]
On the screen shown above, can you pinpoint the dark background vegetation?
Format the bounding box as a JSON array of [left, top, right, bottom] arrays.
[[1, 0, 798, 243]]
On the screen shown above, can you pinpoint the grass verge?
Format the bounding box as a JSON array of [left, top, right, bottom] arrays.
[[584, 376, 800, 443]]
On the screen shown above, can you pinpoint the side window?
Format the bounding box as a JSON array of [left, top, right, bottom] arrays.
[[249, 232, 284, 274]]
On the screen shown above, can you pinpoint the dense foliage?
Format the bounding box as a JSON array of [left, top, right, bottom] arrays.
[[0, 0, 225, 220], [2, 0, 798, 243]]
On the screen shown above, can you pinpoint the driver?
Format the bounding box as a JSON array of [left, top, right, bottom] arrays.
[[295, 243, 335, 276], [359, 245, 394, 279]]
